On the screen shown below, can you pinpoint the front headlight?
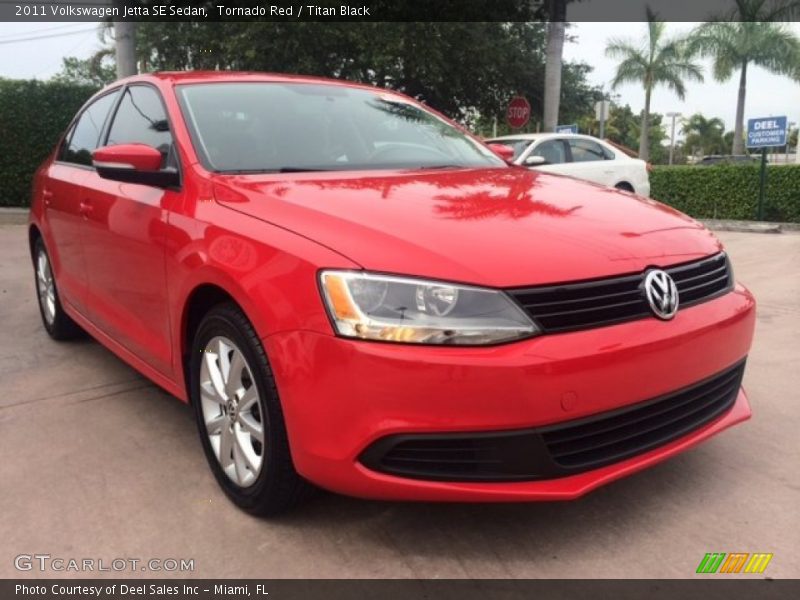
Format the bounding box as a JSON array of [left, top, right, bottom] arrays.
[[319, 270, 539, 345]]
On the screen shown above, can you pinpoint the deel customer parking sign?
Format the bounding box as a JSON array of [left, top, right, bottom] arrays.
[[747, 116, 787, 148]]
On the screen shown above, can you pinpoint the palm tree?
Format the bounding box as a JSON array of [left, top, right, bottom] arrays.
[[542, 0, 568, 132], [682, 113, 726, 157], [688, 3, 800, 155], [606, 10, 703, 160], [723, 131, 736, 154]]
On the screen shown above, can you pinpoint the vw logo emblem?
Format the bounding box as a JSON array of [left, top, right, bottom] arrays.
[[643, 269, 679, 320]]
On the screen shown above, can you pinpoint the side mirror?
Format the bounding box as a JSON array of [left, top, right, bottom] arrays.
[[92, 144, 179, 188], [487, 143, 516, 162], [524, 155, 547, 166]]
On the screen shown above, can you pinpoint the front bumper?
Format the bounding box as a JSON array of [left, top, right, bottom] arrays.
[[264, 284, 755, 501]]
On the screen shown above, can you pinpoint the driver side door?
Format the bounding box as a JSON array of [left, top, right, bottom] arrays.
[[81, 84, 179, 377], [525, 139, 571, 176]]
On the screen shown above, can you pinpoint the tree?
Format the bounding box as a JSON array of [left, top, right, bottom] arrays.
[[688, 3, 800, 155], [723, 131, 737, 154], [543, 0, 568, 132], [682, 113, 726, 157], [606, 9, 703, 160], [603, 103, 669, 163], [52, 51, 116, 87], [557, 61, 604, 126], [134, 22, 600, 129]]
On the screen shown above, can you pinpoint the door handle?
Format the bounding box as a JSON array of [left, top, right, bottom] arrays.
[[79, 200, 93, 217]]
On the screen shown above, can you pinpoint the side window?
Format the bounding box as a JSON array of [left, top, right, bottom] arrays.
[[106, 86, 174, 168], [61, 90, 120, 166], [532, 140, 567, 164], [569, 139, 608, 162]]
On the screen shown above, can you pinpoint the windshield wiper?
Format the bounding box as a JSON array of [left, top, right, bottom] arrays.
[[276, 167, 334, 173], [416, 164, 467, 170], [218, 167, 333, 174]]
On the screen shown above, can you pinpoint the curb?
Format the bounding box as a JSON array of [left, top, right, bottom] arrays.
[[700, 219, 799, 234], [0, 208, 29, 226]]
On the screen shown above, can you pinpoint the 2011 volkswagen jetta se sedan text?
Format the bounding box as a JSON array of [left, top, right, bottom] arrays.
[[29, 72, 756, 515]]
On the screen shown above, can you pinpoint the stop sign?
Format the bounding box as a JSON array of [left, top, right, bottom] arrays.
[[506, 96, 531, 129]]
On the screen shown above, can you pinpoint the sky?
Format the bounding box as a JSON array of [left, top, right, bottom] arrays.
[[563, 22, 800, 138], [1, 21, 799, 139]]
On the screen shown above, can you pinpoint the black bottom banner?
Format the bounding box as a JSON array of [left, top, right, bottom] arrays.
[[3, 579, 799, 600]]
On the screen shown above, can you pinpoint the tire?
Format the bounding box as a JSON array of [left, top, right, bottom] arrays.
[[190, 302, 314, 515], [33, 237, 83, 340]]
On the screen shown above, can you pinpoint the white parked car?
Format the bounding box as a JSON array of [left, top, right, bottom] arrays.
[[486, 133, 651, 197]]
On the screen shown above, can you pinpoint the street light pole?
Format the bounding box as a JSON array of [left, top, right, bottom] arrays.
[[666, 112, 681, 165]]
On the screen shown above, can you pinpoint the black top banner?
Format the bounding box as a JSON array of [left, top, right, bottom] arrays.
[[2, 0, 800, 22]]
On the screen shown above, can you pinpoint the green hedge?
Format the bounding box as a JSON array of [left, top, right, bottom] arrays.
[[650, 164, 800, 223], [0, 79, 98, 207]]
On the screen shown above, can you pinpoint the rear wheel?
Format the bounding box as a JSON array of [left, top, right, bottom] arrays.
[[33, 237, 82, 340], [614, 182, 634, 192], [190, 303, 313, 515]]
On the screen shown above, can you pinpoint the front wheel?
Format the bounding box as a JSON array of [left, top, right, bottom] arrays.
[[190, 303, 313, 515]]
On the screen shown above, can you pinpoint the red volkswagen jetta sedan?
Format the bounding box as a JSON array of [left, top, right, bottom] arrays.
[[29, 72, 755, 514]]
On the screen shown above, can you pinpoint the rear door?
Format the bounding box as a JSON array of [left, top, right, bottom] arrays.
[[81, 84, 178, 376], [44, 89, 120, 315]]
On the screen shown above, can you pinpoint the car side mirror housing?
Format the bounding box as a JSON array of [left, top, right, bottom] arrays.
[[487, 143, 516, 162], [92, 144, 179, 188], [524, 155, 547, 167]]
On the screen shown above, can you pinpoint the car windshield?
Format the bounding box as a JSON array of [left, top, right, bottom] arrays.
[[176, 82, 505, 173]]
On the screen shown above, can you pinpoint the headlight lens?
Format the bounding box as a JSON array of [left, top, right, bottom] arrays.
[[319, 271, 539, 345]]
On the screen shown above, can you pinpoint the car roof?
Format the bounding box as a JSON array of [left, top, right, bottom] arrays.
[[112, 71, 386, 93], [488, 133, 602, 143]]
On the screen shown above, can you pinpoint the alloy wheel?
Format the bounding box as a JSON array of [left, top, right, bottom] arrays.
[[36, 247, 56, 326], [199, 336, 264, 487]]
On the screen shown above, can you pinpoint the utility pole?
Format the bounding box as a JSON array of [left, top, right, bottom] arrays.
[[113, 0, 137, 79], [667, 112, 681, 165]]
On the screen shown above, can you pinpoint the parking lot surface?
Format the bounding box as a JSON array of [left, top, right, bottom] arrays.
[[1, 225, 798, 578]]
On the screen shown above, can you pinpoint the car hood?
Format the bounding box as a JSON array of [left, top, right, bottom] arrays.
[[211, 167, 721, 287]]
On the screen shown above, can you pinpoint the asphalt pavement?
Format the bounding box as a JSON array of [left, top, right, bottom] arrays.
[[1, 224, 797, 578]]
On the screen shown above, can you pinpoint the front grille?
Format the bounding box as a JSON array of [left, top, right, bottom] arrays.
[[359, 360, 745, 482], [507, 252, 733, 333]]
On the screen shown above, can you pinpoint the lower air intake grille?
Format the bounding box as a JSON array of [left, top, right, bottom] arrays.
[[359, 360, 745, 482], [539, 360, 745, 470]]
